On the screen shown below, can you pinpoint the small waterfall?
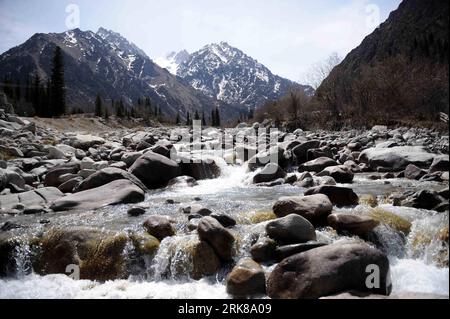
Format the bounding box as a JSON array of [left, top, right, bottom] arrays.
[[13, 242, 33, 278], [368, 225, 407, 258], [406, 213, 449, 268], [150, 235, 197, 280]]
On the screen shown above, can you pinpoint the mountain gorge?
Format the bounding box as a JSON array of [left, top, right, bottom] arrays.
[[156, 42, 313, 110], [315, 0, 449, 128], [0, 28, 238, 119]]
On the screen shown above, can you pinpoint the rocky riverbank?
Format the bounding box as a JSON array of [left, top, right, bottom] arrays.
[[1, 98, 449, 299]]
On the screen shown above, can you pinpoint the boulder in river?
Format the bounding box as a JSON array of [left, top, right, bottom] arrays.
[[226, 258, 266, 297], [190, 239, 221, 280], [358, 146, 436, 171], [197, 216, 235, 262], [143, 215, 176, 240], [67, 134, 106, 151], [292, 140, 321, 164], [267, 241, 392, 299], [317, 165, 354, 183], [177, 155, 221, 180], [272, 194, 333, 226], [50, 179, 145, 211], [210, 213, 237, 228], [266, 214, 316, 244], [0, 187, 64, 210], [44, 163, 80, 187], [300, 157, 338, 173], [327, 214, 380, 236], [36, 228, 127, 281], [404, 164, 427, 180], [253, 163, 287, 184], [401, 190, 447, 211], [74, 167, 147, 192], [274, 242, 327, 262], [129, 151, 182, 189], [304, 186, 359, 207], [250, 237, 277, 262], [429, 155, 449, 173]]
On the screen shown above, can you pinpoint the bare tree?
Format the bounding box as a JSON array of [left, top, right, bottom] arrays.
[[304, 52, 342, 90]]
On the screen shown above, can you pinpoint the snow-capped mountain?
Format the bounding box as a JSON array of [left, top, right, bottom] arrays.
[[163, 42, 314, 109], [154, 50, 190, 75], [0, 28, 238, 119]]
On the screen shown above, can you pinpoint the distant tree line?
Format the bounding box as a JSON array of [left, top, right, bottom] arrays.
[[2, 46, 66, 117], [176, 106, 220, 127]]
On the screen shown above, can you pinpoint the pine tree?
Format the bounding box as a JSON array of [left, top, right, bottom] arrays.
[[202, 111, 206, 126], [176, 112, 181, 125], [14, 79, 21, 102], [116, 99, 125, 118], [248, 108, 254, 120], [104, 107, 109, 121], [25, 76, 31, 103], [194, 110, 200, 121], [95, 93, 103, 117], [43, 80, 51, 117], [186, 112, 191, 126], [211, 109, 216, 127], [32, 73, 41, 116], [50, 46, 66, 116], [214, 107, 221, 127]]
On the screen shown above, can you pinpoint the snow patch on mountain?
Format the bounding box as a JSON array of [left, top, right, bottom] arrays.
[[154, 50, 190, 75], [176, 41, 313, 108]]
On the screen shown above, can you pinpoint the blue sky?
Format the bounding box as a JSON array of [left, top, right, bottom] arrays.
[[0, 0, 402, 82]]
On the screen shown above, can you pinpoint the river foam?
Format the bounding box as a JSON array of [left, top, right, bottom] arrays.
[[0, 274, 228, 299]]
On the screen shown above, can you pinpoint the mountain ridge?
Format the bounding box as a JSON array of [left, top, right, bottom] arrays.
[[0, 28, 242, 120], [156, 42, 314, 109]]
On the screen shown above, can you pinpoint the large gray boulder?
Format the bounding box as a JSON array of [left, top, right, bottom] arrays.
[[300, 157, 338, 173], [358, 146, 436, 171], [273, 194, 333, 226], [327, 214, 380, 236], [304, 186, 359, 207], [129, 151, 181, 189], [197, 216, 235, 262], [44, 163, 80, 187], [0, 187, 64, 210], [404, 164, 427, 180], [267, 242, 392, 299], [50, 179, 145, 211], [292, 140, 321, 164], [177, 156, 221, 180], [266, 214, 316, 244], [35, 227, 127, 281], [253, 163, 287, 184], [226, 258, 266, 297], [66, 134, 105, 151], [429, 155, 449, 173], [74, 167, 147, 192], [143, 215, 176, 240], [317, 165, 354, 183]]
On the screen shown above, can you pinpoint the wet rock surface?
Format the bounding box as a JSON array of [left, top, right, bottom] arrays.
[[0, 111, 448, 299]]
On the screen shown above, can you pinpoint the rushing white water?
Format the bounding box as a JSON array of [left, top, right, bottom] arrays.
[[0, 275, 228, 299], [0, 159, 448, 299], [390, 258, 449, 295]]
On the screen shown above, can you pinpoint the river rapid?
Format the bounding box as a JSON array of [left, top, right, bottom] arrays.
[[0, 159, 448, 299]]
